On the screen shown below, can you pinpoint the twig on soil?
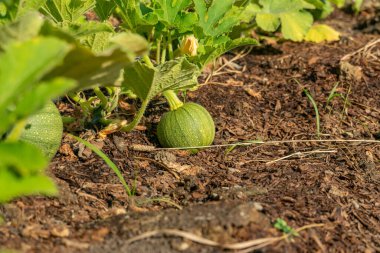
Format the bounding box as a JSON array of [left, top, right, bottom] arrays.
[[340, 38, 380, 62], [200, 47, 252, 87], [154, 139, 380, 151], [133, 156, 180, 179], [124, 223, 324, 251], [265, 149, 337, 165]]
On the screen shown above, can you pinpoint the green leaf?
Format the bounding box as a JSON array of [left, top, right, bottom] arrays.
[[329, 0, 345, 8], [44, 32, 148, 87], [304, 24, 340, 43], [65, 21, 114, 37], [0, 143, 58, 203], [174, 12, 198, 33], [41, 0, 96, 23], [110, 32, 149, 56], [94, 0, 116, 21], [113, 0, 148, 31], [0, 170, 57, 203], [0, 11, 44, 50], [0, 3, 7, 17], [196, 37, 259, 67], [194, 0, 243, 37], [280, 11, 313, 41], [255, 0, 314, 41], [352, 0, 363, 13], [0, 37, 71, 133], [80, 31, 113, 53], [16, 0, 47, 18], [12, 78, 76, 122], [239, 3, 261, 23], [0, 142, 47, 176], [155, 0, 192, 26], [64, 21, 114, 52], [256, 13, 280, 32], [123, 58, 199, 101]]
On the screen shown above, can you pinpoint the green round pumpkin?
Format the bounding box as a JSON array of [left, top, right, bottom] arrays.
[[19, 101, 63, 160], [157, 102, 215, 148]]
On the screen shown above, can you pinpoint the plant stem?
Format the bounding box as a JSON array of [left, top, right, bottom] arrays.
[[168, 32, 174, 60], [94, 87, 108, 109], [143, 55, 154, 68], [161, 37, 167, 64], [5, 119, 27, 142], [156, 35, 161, 64], [163, 90, 183, 111], [120, 98, 150, 132]]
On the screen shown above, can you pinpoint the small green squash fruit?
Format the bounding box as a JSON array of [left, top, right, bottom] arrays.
[[19, 101, 63, 160], [157, 102, 215, 148]]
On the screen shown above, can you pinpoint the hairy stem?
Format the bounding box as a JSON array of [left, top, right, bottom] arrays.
[[120, 98, 150, 132]]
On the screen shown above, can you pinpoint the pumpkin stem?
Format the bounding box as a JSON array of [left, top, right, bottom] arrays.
[[163, 90, 183, 111]]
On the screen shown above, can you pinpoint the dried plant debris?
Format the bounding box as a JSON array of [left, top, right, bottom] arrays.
[[340, 39, 380, 81]]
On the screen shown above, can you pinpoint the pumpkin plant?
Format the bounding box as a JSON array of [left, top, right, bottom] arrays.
[[36, 0, 259, 148], [114, 0, 261, 147]]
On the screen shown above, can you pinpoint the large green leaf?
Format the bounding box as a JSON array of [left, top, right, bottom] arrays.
[[12, 78, 76, 122], [0, 141, 57, 203], [255, 0, 315, 41], [41, 0, 96, 23], [45, 32, 148, 87], [94, 0, 116, 21], [16, 0, 47, 18], [64, 21, 114, 37], [123, 58, 199, 101], [112, 0, 156, 31], [0, 142, 47, 176], [280, 11, 313, 41], [155, 0, 192, 26], [0, 11, 43, 50], [0, 37, 71, 131], [195, 37, 259, 67], [0, 0, 47, 22], [194, 0, 243, 37]]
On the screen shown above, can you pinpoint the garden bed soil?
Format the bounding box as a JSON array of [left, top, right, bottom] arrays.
[[1, 8, 380, 253]]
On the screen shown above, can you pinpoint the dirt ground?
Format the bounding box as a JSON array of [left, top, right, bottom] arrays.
[[1, 6, 380, 253]]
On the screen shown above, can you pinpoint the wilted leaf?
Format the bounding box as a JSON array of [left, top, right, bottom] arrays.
[[305, 24, 340, 43]]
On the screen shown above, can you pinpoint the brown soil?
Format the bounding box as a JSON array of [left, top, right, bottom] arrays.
[[1, 8, 380, 253]]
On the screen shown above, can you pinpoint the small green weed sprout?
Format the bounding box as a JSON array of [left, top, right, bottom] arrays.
[[274, 218, 300, 237], [70, 135, 133, 196]]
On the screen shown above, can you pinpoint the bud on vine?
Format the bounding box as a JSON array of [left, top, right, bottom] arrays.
[[180, 35, 198, 56]]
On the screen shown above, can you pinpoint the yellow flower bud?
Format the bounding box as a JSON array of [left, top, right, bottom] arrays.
[[180, 35, 198, 56]]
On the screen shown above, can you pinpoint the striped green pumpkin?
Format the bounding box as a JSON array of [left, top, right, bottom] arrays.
[[20, 101, 63, 160], [157, 102, 215, 148]]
